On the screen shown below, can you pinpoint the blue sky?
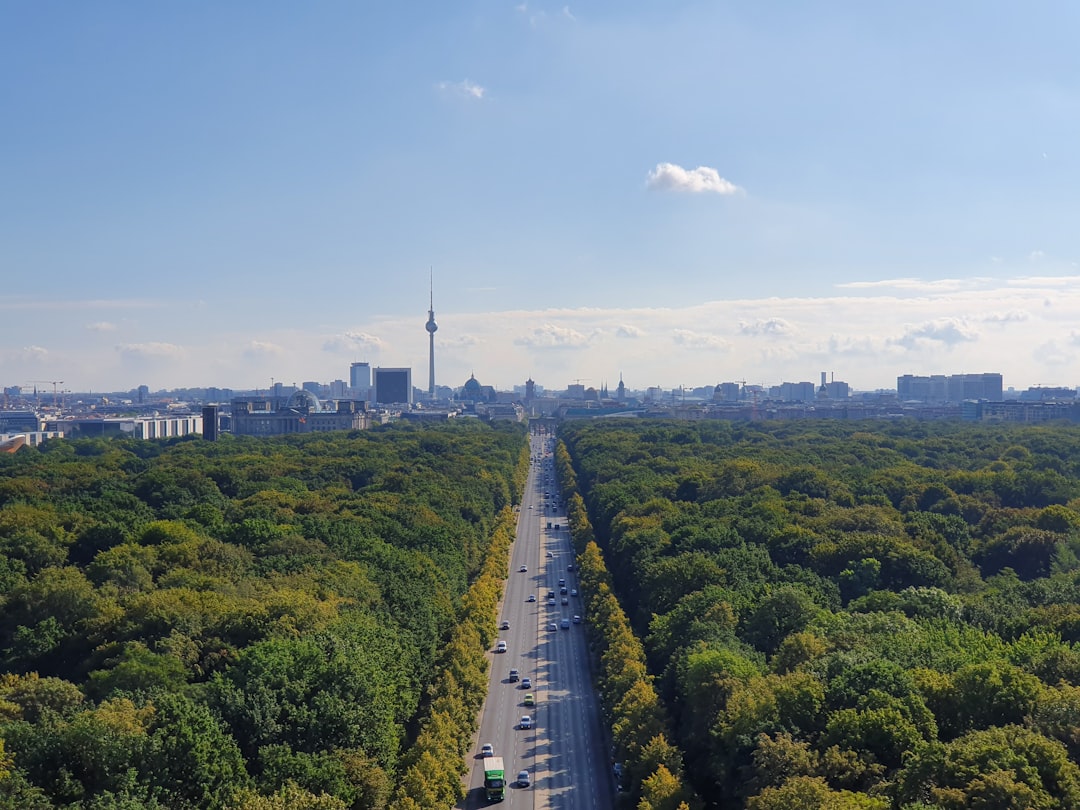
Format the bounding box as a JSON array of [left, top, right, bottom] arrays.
[[3, 2, 1080, 394]]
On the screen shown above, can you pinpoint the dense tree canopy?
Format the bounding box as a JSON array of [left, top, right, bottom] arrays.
[[0, 421, 526, 808], [561, 419, 1080, 809]]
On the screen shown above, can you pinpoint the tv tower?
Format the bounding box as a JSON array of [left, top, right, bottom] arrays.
[[425, 270, 438, 397]]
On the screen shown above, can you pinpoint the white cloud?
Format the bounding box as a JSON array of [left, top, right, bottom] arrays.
[[436, 79, 486, 100], [85, 321, 117, 332], [9, 345, 49, 362], [1006, 275, 1080, 289], [323, 331, 385, 354], [243, 341, 285, 359], [838, 277, 986, 293], [672, 329, 731, 350], [563, 5, 576, 21], [116, 342, 185, 359], [981, 310, 1029, 324], [739, 318, 796, 337], [615, 324, 646, 339], [646, 163, 740, 194], [893, 318, 978, 350], [515, 324, 591, 349]]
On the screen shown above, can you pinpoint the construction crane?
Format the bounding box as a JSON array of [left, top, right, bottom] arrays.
[[27, 381, 64, 409]]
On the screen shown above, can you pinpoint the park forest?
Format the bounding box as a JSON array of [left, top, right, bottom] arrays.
[[3, 418, 1080, 809], [558, 419, 1080, 810], [0, 421, 526, 809]]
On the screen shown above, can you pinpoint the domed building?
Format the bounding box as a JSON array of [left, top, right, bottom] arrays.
[[461, 374, 483, 402], [459, 374, 497, 405]]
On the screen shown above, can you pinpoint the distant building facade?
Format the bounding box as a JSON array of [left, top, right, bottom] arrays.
[[898, 373, 1002, 403], [373, 367, 412, 405], [230, 393, 369, 436], [350, 362, 371, 399]]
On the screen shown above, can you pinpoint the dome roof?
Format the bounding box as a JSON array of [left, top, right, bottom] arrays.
[[462, 374, 482, 396], [286, 389, 324, 412]]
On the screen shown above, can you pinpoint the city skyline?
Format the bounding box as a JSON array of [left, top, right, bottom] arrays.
[[4, 4, 1080, 392]]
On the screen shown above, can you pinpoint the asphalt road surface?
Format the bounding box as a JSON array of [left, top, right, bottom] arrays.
[[463, 429, 614, 809]]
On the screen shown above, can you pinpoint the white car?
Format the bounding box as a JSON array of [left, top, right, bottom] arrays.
[[517, 770, 531, 787], [526, 595, 536, 602], [481, 743, 494, 757], [496, 641, 507, 653], [547, 622, 557, 631], [520, 715, 532, 729], [519, 565, 528, 572]]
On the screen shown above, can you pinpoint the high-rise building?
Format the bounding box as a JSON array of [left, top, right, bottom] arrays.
[[425, 273, 438, 397], [373, 367, 412, 405], [350, 362, 371, 399], [202, 405, 219, 441]]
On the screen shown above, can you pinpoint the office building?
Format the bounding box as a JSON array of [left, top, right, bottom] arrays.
[[898, 373, 1002, 403], [350, 362, 371, 400], [373, 367, 412, 405], [202, 405, 219, 441]]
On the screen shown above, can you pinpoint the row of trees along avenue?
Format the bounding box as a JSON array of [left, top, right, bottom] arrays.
[[555, 440, 703, 809], [0, 422, 526, 808], [561, 419, 1080, 810]]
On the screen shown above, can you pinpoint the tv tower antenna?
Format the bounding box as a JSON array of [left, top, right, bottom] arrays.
[[425, 268, 438, 397]]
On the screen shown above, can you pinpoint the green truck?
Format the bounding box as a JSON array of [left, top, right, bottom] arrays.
[[484, 756, 506, 801]]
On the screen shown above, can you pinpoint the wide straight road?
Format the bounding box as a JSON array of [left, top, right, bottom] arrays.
[[463, 428, 613, 809]]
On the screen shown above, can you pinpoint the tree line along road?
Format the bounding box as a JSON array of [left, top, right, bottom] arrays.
[[463, 430, 614, 809]]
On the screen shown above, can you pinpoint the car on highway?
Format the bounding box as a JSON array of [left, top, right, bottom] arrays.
[[519, 715, 532, 729], [517, 770, 531, 787], [526, 594, 536, 602], [547, 598, 556, 607], [562, 597, 569, 605], [519, 565, 528, 572], [496, 641, 507, 653], [560, 586, 568, 594], [568, 563, 575, 571], [573, 615, 582, 624], [481, 743, 494, 757], [500, 620, 510, 630], [546, 551, 554, 557], [523, 693, 535, 706], [521, 677, 531, 689], [509, 669, 519, 682], [571, 588, 578, 597], [547, 622, 557, 631], [560, 618, 570, 629]]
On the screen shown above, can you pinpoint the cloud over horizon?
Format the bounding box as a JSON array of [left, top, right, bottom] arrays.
[[894, 318, 979, 350], [515, 323, 591, 349], [646, 163, 740, 194]]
